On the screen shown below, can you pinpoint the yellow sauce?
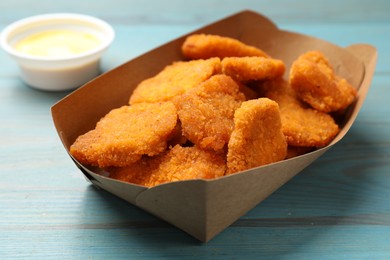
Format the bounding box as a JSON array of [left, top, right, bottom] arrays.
[[14, 30, 101, 58]]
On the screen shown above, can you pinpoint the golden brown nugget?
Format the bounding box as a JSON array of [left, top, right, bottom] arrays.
[[261, 79, 340, 147], [174, 74, 246, 151], [129, 58, 221, 104], [226, 98, 287, 174], [289, 51, 357, 113], [109, 145, 226, 187], [181, 34, 269, 59], [70, 102, 177, 168], [221, 57, 285, 82]]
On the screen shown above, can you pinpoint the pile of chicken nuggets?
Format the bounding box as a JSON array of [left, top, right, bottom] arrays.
[[70, 34, 357, 187]]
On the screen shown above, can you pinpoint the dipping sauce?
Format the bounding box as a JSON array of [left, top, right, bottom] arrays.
[[14, 30, 101, 58]]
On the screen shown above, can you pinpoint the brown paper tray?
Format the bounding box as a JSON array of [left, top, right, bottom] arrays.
[[51, 10, 377, 242]]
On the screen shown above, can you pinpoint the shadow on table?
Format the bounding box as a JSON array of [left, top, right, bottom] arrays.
[[77, 126, 385, 257], [85, 184, 199, 241]]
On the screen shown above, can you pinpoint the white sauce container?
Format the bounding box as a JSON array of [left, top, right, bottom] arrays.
[[1, 13, 115, 91]]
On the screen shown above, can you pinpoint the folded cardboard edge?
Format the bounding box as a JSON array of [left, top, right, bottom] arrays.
[[50, 10, 378, 242]]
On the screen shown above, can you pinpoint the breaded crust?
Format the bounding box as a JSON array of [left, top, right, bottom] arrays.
[[70, 102, 177, 167], [226, 98, 287, 174], [221, 56, 285, 82], [129, 58, 221, 104], [289, 51, 357, 113], [108, 145, 226, 187], [173, 74, 245, 151], [181, 34, 269, 59], [261, 79, 340, 147]]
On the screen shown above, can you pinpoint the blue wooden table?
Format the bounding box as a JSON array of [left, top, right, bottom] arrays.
[[1, 0, 389, 259]]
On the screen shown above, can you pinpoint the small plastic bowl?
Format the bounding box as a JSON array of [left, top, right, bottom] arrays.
[[0, 13, 114, 91]]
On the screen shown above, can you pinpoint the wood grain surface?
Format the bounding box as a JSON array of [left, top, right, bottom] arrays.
[[1, 0, 389, 259]]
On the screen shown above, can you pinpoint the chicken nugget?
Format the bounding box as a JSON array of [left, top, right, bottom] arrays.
[[173, 74, 246, 151], [226, 98, 287, 174], [221, 56, 285, 82], [70, 102, 177, 167], [261, 79, 340, 147], [289, 51, 357, 113], [129, 58, 221, 104], [181, 34, 269, 59], [109, 145, 226, 187]]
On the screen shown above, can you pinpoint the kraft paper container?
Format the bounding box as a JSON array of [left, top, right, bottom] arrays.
[[51, 10, 377, 242]]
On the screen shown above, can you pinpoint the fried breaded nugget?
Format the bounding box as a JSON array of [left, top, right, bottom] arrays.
[[226, 98, 287, 174], [289, 51, 357, 113], [181, 34, 269, 59], [109, 145, 226, 187], [129, 58, 221, 105], [173, 74, 246, 151], [261, 79, 340, 147], [221, 57, 285, 82], [70, 102, 177, 167]]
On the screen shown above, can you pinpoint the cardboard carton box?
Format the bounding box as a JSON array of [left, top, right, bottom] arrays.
[[51, 10, 377, 242]]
